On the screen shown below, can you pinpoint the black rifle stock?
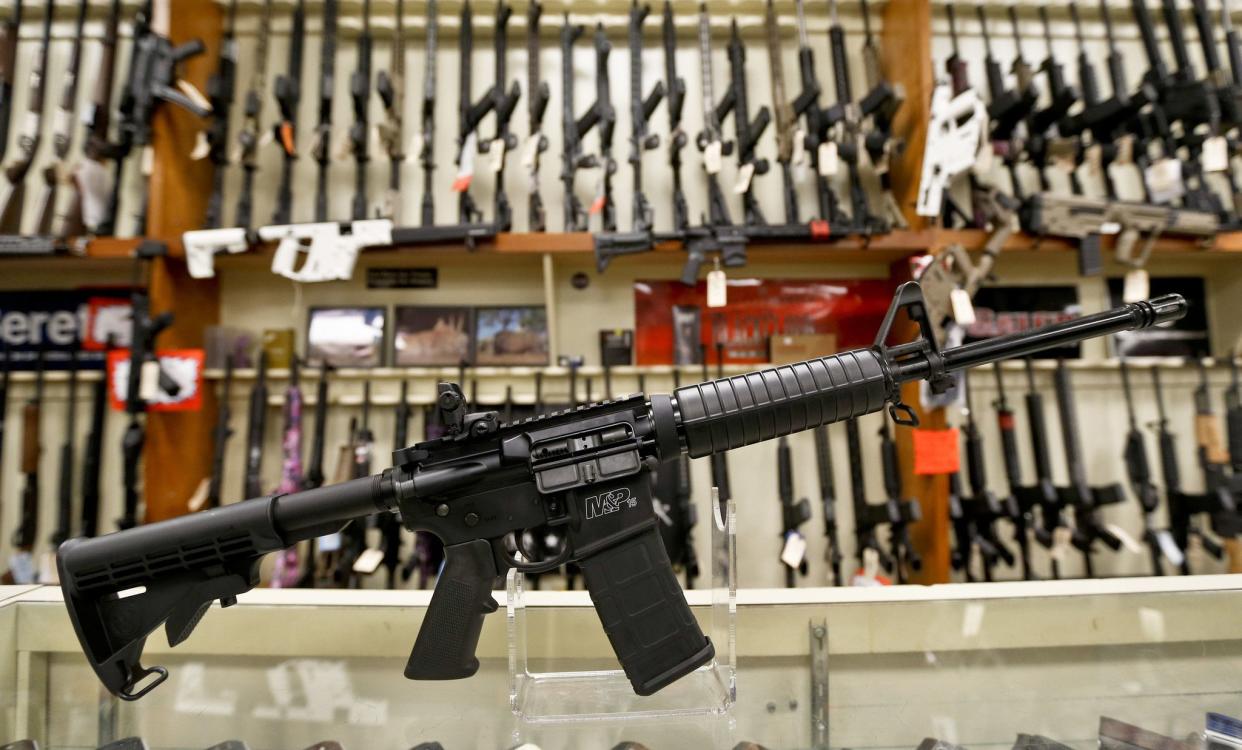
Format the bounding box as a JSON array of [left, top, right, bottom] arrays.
[[243, 353, 269, 500], [1193, 358, 1240, 543], [0, 0, 52, 234], [1119, 357, 1167, 575], [271, 0, 306, 225], [234, 0, 273, 231], [349, 0, 374, 221], [526, 1, 549, 231], [56, 287, 1185, 701], [311, 0, 338, 222], [202, 0, 239, 229], [629, 2, 664, 233]]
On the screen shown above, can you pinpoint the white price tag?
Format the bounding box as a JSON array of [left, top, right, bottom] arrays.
[[733, 162, 755, 194], [521, 134, 540, 170], [1098, 221, 1122, 235], [706, 266, 728, 308], [139, 360, 161, 401], [190, 130, 211, 161], [1085, 143, 1103, 175], [704, 140, 723, 175], [352, 548, 385, 575], [851, 547, 883, 586], [1051, 527, 1072, 563], [818, 141, 839, 177], [973, 140, 994, 174], [950, 288, 976, 326], [453, 132, 477, 192], [1145, 158, 1185, 203], [1154, 530, 1185, 567], [141, 145, 155, 177], [186, 477, 210, 512], [1123, 268, 1150, 304], [492, 138, 507, 174], [792, 127, 807, 166], [1203, 135, 1230, 173], [1115, 135, 1135, 166], [1104, 523, 1144, 555], [409, 132, 424, 161], [317, 532, 342, 553], [38, 552, 58, 585], [258, 129, 275, 149], [781, 532, 807, 569]]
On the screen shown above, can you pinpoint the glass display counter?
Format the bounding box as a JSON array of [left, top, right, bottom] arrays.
[[0, 575, 1239, 749]]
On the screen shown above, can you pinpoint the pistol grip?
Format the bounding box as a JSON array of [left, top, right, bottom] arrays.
[[405, 539, 498, 681], [578, 521, 714, 696]]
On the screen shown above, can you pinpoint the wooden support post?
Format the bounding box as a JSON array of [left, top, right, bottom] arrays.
[[881, 0, 933, 232], [144, 0, 223, 522]]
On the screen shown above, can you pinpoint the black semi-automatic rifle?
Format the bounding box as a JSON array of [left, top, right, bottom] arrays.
[[764, 0, 798, 225], [119, 243, 179, 531], [202, 0, 239, 229], [65, 0, 121, 237], [0, 0, 52, 234], [375, 0, 404, 222], [657, 371, 699, 589], [1193, 358, 1240, 547], [243, 352, 269, 500], [482, 2, 520, 231], [813, 424, 842, 585], [857, 0, 906, 229], [877, 416, 923, 583], [420, 0, 439, 226], [80, 353, 107, 539], [526, 1, 549, 231], [1119, 356, 1168, 575], [792, 0, 847, 229], [976, 3, 1038, 149], [205, 356, 234, 512], [995, 4, 1041, 200], [691, 5, 742, 266], [235, 0, 274, 231], [961, 373, 1017, 580], [271, 0, 306, 225], [1023, 359, 1072, 578], [990, 363, 1035, 579], [35, 0, 89, 237], [948, 469, 981, 581], [1054, 360, 1125, 577], [456, 1, 496, 225], [845, 417, 886, 579], [6, 351, 44, 585], [629, 2, 664, 233], [1152, 365, 1225, 573], [777, 436, 811, 587], [0, 0, 21, 166], [56, 286, 1185, 701], [720, 19, 770, 227], [826, 0, 884, 233], [349, 0, 374, 221], [45, 355, 81, 583], [1025, 7, 1076, 194], [311, 0, 338, 222], [589, 24, 618, 233], [297, 362, 330, 587], [560, 17, 601, 231], [379, 381, 412, 588], [662, 1, 687, 232]]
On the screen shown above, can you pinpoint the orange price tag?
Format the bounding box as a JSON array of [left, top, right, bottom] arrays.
[[912, 428, 961, 475]]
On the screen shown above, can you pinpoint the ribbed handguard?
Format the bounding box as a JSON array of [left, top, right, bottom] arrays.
[[674, 349, 889, 459]]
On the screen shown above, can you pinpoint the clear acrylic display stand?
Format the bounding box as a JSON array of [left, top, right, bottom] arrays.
[[507, 492, 737, 722]]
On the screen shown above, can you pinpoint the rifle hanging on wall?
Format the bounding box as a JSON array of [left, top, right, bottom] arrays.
[[377, 0, 405, 222], [629, 2, 664, 233], [234, 0, 274, 231], [526, 1, 550, 231], [0, 0, 52, 234], [35, 0, 89, 237], [271, 0, 306, 225]]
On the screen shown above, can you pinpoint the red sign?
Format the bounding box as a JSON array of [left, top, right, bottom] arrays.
[[106, 349, 205, 412], [634, 278, 896, 365], [912, 428, 961, 475]]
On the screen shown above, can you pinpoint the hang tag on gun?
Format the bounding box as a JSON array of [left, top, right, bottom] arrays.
[[818, 141, 839, 177], [352, 548, 385, 575], [704, 140, 723, 175], [190, 130, 211, 161], [1123, 269, 1150, 304], [706, 260, 727, 308], [1050, 527, 1072, 564], [1104, 523, 1144, 556], [950, 288, 976, 326], [452, 132, 478, 192], [1145, 158, 1185, 203], [520, 134, 540, 170], [733, 162, 755, 194], [1154, 530, 1185, 567], [139, 360, 162, 402], [781, 531, 807, 569], [1202, 136, 1230, 173]]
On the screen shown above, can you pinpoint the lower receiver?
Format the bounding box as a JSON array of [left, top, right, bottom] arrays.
[[57, 283, 1186, 701]]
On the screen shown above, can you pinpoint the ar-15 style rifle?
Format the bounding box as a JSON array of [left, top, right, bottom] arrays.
[[1022, 359, 1073, 579], [663, 1, 688, 232], [719, 18, 770, 227], [349, 0, 374, 221], [57, 286, 1186, 701], [1054, 360, 1126, 576], [202, 0, 239, 229], [559, 17, 601, 231], [878, 416, 922, 583], [590, 24, 618, 233], [976, 3, 1038, 151], [845, 416, 888, 578], [526, 1, 549, 231], [0, 0, 20, 166], [994, 4, 1042, 200], [297, 362, 330, 587], [311, 0, 338, 222], [420, 0, 439, 226], [243, 352, 269, 500], [271, 0, 306, 226], [35, 0, 88, 237], [271, 358, 304, 588], [6, 351, 44, 584], [764, 0, 798, 225], [0, 0, 52, 234], [777, 436, 811, 587], [657, 369, 699, 589], [380, 380, 412, 588], [1119, 356, 1169, 575], [1152, 364, 1224, 573], [813, 424, 842, 585], [455, 1, 496, 225], [825, 0, 885, 234], [375, 0, 404, 222], [792, 0, 848, 229], [858, 0, 906, 230], [960, 371, 1016, 580], [482, 2, 520, 231], [80, 350, 108, 539], [629, 2, 664, 232], [1192, 0, 1242, 215], [201, 356, 234, 512], [990, 363, 1035, 579], [44, 355, 80, 584], [1023, 7, 1077, 195], [64, 0, 121, 237], [234, 0, 274, 231], [1193, 358, 1240, 548]]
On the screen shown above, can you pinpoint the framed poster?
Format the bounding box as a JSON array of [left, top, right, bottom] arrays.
[[474, 306, 549, 366], [306, 307, 387, 368], [393, 306, 473, 366]]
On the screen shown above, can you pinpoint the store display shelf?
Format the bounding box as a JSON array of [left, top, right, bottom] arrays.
[[0, 236, 142, 264]]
